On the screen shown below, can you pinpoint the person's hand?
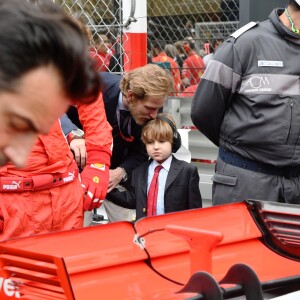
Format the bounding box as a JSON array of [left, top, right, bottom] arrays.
[[107, 167, 124, 193], [69, 139, 86, 169], [181, 77, 189, 87], [81, 163, 109, 211], [80, 150, 110, 211]]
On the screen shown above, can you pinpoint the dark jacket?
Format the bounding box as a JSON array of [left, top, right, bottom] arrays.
[[191, 8, 300, 167], [99, 72, 148, 175], [60, 113, 77, 135], [66, 72, 148, 179], [106, 156, 202, 220]]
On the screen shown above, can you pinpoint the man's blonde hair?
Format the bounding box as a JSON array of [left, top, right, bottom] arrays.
[[120, 64, 173, 99], [142, 113, 176, 145]]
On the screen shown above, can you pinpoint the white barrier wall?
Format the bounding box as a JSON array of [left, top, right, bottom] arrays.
[[164, 97, 218, 207]]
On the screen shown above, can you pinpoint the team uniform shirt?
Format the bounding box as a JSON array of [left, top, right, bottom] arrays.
[[90, 48, 111, 72], [0, 93, 112, 241], [152, 52, 181, 95], [178, 84, 198, 98], [181, 52, 205, 86]]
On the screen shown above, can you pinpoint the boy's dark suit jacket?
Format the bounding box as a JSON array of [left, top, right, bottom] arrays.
[[106, 156, 202, 221], [67, 72, 148, 179]]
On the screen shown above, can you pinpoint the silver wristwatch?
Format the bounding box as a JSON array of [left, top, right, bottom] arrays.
[[121, 168, 128, 182], [67, 129, 85, 144]]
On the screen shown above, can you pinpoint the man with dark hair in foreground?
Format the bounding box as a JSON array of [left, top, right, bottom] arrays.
[[0, 0, 108, 239], [0, 0, 101, 168]]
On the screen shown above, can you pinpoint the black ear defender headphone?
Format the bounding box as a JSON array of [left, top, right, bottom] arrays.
[[156, 115, 182, 153]]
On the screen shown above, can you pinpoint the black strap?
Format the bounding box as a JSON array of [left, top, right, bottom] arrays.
[[219, 147, 300, 178]]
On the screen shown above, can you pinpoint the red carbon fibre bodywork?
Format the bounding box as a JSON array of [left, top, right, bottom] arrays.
[[0, 201, 299, 299]]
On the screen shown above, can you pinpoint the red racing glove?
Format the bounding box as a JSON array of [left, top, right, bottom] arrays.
[[81, 162, 109, 211]]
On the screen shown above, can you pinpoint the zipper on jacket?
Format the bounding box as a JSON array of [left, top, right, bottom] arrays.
[[285, 99, 293, 145]]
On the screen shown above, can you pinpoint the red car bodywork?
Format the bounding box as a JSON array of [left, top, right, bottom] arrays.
[[0, 200, 299, 299]]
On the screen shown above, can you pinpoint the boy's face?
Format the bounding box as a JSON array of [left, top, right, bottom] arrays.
[[145, 140, 172, 164]]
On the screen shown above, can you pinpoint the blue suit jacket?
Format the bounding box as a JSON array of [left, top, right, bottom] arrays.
[[66, 72, 148, 179], [60, 113, 77, 135], [99, 72, 148, 174]]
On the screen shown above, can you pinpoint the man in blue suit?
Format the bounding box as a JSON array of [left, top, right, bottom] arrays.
[[67, 64, 173, 221]]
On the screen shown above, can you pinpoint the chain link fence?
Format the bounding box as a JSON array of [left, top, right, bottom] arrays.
[[54, 0, 239, 93]]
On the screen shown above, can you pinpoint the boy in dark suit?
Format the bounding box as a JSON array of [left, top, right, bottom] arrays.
[[106, 114, 202, 221], [67, 64, 173, 222]]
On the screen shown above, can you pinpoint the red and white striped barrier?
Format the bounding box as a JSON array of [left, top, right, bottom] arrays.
[[122, 0, 147, 71]]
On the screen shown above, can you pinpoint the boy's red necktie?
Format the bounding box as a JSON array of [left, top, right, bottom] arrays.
[[147, 165, 163, 216]]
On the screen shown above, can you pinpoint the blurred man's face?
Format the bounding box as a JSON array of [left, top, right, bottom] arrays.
[[0, 65, 69, 168], [214, 40, 223, 51], [128, 94, 167, 126], [98, 35, 109, 54]]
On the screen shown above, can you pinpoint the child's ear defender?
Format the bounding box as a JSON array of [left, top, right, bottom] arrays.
[[156, 115, 182, 153]]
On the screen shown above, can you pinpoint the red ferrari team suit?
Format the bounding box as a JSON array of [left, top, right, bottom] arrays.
[[0, 93, 112, 241], [181, 51, 205, 86], [178, 84, 198, 98], [152, 52, 181, 95], [90, 48, 111, 72]]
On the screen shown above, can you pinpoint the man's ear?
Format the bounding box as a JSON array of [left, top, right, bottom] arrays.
[[127, 90, 134, 103]]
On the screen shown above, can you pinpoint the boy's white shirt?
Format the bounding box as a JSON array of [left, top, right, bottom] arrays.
[[147, 155, 173, 215]]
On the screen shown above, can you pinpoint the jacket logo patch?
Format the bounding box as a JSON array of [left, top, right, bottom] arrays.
[[2, 181, 21, 190], [258, 60, 283, 67], [63, 172, 75, 183], [245, 76, 271, 93]]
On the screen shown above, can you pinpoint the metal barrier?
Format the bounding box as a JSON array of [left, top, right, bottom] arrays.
[[53, 0, 237, 202], [148, 1, 239, 49], [164, 97, 218, 206], [54, 0, 130, 73], [54, 0, 239, 92]]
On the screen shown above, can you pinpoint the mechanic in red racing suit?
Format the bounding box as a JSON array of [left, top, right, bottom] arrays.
[[0, 92, 112, 241]]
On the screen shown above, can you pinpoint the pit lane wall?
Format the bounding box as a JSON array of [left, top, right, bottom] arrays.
[[164, 96, 218, 207]]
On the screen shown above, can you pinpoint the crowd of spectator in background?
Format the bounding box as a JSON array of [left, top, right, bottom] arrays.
[[88, 30, 223, 97]]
